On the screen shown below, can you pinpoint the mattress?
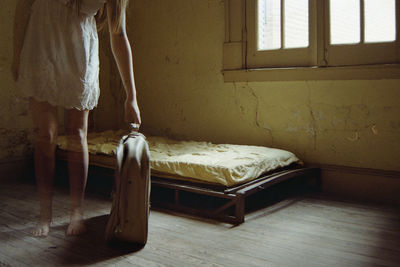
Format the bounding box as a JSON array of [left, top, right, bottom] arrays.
[[57, 131, 300, 186]]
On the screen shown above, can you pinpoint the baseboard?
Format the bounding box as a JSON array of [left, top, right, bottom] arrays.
[[0, 157, 34, 182], [308, 163, 400, 205]]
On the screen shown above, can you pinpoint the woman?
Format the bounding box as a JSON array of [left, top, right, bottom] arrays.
[[11, 0, 141, 237]]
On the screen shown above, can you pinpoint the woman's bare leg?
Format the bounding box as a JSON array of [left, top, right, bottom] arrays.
[[30, 98, 58, 237], [65, 108, 89, 236]]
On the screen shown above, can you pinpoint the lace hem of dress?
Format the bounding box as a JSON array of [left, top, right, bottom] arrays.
[[18, 63, 100, 111], [22, 92, 99, 111]]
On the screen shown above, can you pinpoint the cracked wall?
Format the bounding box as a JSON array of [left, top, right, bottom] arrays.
[[234, 80, 400, 171], [1, 0, 399, 176], [130, 0, 400, 172]]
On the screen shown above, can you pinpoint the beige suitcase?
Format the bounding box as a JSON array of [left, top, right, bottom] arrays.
[[105, 131, 150, 245]]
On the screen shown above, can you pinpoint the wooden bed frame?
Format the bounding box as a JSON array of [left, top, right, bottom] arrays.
[[56, 149, 321, 225]]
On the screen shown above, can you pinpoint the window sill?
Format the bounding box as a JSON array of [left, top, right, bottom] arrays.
[[222, 64, 400, 82]]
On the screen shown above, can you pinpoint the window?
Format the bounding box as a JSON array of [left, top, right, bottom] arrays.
[[247, 0, 317, 67], [223, 0, 400, 80], [326, 0, 399, 66], [258, 0, 310, 50]]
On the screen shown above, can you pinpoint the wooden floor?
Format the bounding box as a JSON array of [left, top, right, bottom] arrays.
[[1, 179, 399, 267]]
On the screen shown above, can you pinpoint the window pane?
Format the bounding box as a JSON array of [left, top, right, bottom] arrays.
[[258, 0, 281, 50], [284, 0, 309, 48], [365, 0, 396, 43], [330, 0, 360, 45]]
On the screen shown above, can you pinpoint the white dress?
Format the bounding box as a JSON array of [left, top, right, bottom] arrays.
[[17, 0, 106, 110]]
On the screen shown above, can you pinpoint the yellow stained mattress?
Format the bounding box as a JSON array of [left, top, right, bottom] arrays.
[[57, 130, 300, 187]]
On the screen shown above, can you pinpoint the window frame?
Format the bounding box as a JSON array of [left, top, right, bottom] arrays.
[[247, 0, 318, 68], [223, 0, 400, 82], [325, 0, 400, 66]]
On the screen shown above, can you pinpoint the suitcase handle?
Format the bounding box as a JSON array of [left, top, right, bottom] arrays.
[[127, 123, 145, 139], [130, 123, 140, 133]]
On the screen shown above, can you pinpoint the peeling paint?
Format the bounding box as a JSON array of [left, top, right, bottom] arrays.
[[285, 125, 299, 132], [390, 121, 400, 130], [371, 125, 379, 135], [0, 128, 34, 159], [347, 132, 360, 142]]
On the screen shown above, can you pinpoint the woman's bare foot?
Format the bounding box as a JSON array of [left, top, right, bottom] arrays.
[[31, 214, 51, 237], [66, 211, 86, 236], [32, 221, 50, 237], [32, 207, 52, 237]]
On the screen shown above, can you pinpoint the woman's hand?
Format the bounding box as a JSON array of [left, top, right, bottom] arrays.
[[124, 98, 141, 125]]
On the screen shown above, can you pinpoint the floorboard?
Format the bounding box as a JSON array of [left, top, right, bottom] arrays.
[[0, 179, 399, 267]]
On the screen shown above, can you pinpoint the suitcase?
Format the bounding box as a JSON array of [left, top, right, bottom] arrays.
[[105, 130, 151, 245]]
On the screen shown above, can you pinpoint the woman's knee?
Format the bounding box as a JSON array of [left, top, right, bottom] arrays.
[[66, 127, 87, 142], [34, 117, 58, 148], [65, 109, 89, 142], [35, 126, 58, 157], [65, 128, 88, 153], [65, 114, 89, 153], [30, 98, 58, 147]]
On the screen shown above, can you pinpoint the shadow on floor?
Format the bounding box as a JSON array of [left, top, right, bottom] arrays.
[[53, 215, 145, 266]]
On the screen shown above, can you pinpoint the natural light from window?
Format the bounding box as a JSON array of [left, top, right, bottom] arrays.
[[258, 0, 281, 50], [364, 0, 396, 43], [330, 0, 360, 44], [258, 0, 396, 50], [257, 0, 309, 51], [330, 0, 396, 45], [285, 0, 309, 48]]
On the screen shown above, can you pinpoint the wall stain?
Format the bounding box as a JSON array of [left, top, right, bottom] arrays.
[[0, 128, 34, 159]]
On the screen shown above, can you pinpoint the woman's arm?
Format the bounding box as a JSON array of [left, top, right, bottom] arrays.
[[107, 2, 141, 125], [12, 0, 35, 81]]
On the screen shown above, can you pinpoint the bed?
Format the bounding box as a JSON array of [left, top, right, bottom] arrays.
[[57, 130, 320, 224]]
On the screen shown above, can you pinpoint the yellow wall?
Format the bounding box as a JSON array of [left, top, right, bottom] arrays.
[[1, 1, 399, 201], [0, 1, 34, 160], [128, 0, 400, 171], [126, 0, 400, 203]]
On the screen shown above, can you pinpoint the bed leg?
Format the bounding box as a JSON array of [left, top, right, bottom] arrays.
[[311, 168, 322, 192], [235, 193, 245, 224], [315, 175, 322, 192], [174, 189, 180, 208]]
